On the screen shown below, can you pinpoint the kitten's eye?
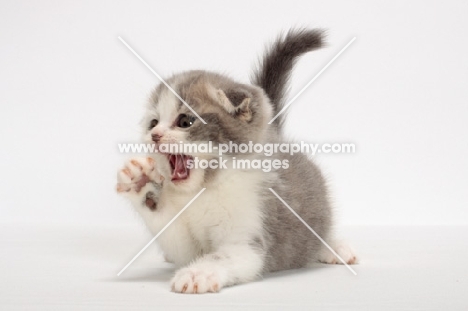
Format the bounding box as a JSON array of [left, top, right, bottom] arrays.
[[149, 119, 158, 129], [177, 114, 194, 128]]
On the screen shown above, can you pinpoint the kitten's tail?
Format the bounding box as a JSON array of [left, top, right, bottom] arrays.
[[251, 29, 324, 131]]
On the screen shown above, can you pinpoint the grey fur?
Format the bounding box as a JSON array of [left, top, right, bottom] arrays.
[[149, 71, 269, 146], [251, 28, 324, 131], [145, 29, 331, 273], [261, 152, 331, 272]]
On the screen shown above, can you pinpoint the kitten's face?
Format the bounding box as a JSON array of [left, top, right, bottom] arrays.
[[141, 71, 273, 190]]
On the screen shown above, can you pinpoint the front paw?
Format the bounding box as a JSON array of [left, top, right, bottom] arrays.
[[116, 157, 164, 209], [171, 267, 221, 294]]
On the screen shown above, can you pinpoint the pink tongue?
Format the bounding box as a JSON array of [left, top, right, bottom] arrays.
[[172, 154, 189, 180]]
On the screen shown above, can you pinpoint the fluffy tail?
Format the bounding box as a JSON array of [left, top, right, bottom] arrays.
[[251, 29, 324, 131]]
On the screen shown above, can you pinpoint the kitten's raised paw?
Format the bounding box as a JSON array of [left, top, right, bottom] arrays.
[[116, 157, 163, 194], [171, 267, 221, 294], [318, 240, 358, 265]]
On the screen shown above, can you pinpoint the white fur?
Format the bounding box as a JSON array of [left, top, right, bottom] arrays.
[[119, 83, 356, 294], [143, 89, 187, 145], [123, 90, 268, 293], [119, 158, 267, 293]]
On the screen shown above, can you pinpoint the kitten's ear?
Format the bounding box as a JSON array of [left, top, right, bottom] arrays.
[[216, 88, 252, 121]]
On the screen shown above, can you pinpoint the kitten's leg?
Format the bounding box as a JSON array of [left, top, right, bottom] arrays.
[[318, 240, 358, 265], [116, 157, 164, 210], [171, 242, 264, 294]]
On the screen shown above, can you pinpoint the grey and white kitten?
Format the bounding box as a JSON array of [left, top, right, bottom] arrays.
[[117, 29, 357, 294]]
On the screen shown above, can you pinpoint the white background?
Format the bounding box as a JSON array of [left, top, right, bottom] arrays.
[[1, 2, 468, 310], [1, 0, 467, 226]]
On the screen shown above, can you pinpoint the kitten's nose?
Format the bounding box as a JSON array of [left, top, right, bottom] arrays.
[[152, 133, 162, 143]]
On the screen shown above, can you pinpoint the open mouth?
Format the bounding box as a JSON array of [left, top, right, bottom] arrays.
[[168, 154, 193, 182]]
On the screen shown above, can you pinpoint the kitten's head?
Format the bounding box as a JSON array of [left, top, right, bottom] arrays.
[[142, 70, 273, 190]]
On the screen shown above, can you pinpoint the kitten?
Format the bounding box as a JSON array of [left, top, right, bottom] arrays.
[[116, 29, 357, 294]]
